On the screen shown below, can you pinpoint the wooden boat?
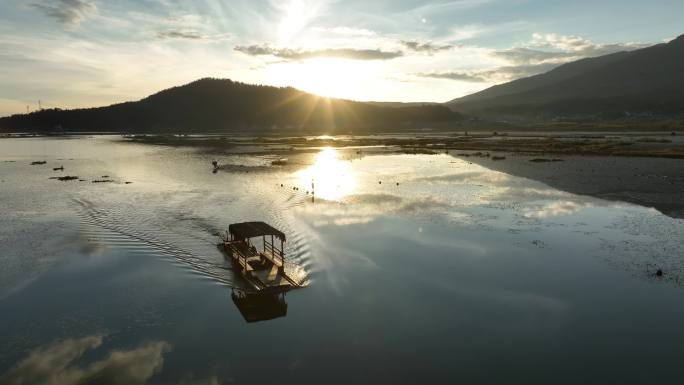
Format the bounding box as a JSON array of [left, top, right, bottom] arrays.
[[220, 222, 301, 293]]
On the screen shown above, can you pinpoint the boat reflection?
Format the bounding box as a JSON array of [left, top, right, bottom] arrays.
[[231, 289, 288, 323]]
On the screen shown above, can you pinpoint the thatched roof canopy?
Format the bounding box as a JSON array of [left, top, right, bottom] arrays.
[[229, 222, 286, 241]]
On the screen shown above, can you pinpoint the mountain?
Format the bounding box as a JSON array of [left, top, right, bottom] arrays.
[[447, 35, 684, 120], [0, 78, 462, 133]]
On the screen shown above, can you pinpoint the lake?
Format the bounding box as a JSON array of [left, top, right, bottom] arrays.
[[1, 136, 683, 385]]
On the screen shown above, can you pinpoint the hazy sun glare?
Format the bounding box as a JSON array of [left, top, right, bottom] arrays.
[[278, 0, 322, 44], [266, 58, 382, 100], [296, 147, 355, 201]]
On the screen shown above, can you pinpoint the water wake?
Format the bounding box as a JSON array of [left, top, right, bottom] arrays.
[[73, 185, 312, 289]]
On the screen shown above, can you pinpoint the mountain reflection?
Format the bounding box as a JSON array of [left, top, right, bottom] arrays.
[[1, 335, 171, 385]]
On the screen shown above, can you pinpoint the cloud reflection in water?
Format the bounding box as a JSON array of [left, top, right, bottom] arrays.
[[1, 335, 171, 385], [293, 152, 621, 227]]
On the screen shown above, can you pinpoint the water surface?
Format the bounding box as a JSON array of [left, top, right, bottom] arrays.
[[1, 136, 683, 384]]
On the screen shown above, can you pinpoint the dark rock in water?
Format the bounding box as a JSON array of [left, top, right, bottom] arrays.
[[31, 161, 47, 165], [92, 179, 114, 183], [530, 158, 553, 163], [492, 156, 506, 161], [101, 175, 109, 178], [656, 269, 664, 277], [53, 166, 64, 171], [49, 176, 79, 181], [271, 159, 288, 166], [125, 181, 133, 184]]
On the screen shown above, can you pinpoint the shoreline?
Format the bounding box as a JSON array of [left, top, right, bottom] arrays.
[[461, 154, 684, 220], [115, 132, 684, 159]]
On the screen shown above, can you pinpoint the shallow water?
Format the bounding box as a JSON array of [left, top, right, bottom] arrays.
[[1, 136, 683, 384]]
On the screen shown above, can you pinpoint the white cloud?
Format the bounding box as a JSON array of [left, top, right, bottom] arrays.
[[157, 30, 204, 40], [491, 47, 574, 65], [528, 33, 648, 57], [417, 33, 650, 84], [417, 62, 558, 83], [235, 44, 404, 61], [30, 0, 96, 27], [400, 40, 453, 54]]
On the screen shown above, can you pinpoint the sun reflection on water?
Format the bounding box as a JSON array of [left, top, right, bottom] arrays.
[[296, 147, 355, 201]]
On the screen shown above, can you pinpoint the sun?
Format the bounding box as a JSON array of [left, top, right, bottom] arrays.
[[266, 1, 386, 100], [267, 57, 378, 100], [296, 58, 357, 98], [296, 147, 355, 201]]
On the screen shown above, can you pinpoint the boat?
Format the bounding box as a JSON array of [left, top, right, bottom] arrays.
[[219, 221, 302, 293]]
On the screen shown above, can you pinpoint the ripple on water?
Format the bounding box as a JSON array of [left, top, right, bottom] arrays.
[[73, 181, 312, 290]]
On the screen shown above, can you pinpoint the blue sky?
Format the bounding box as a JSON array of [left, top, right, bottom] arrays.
[[0, 0, 682, 116]]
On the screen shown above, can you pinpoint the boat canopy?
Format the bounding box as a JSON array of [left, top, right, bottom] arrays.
[[229, 222, 286, 242]]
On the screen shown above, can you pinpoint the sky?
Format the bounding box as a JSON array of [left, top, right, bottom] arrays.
[[0, 0, 682, 117]]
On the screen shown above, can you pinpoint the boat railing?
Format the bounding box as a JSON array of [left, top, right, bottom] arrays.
[[263, 239, 284, 267], [228, 241, 257, 272]]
